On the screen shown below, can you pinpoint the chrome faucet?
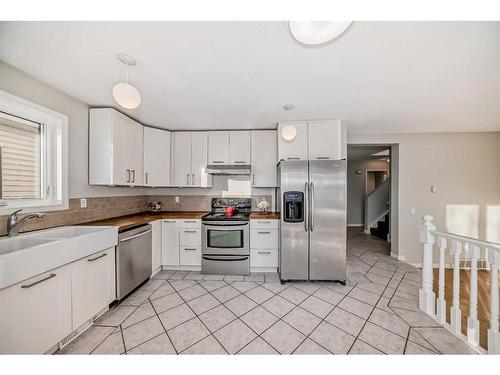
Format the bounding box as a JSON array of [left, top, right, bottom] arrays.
[[7, 209, 45, 237]]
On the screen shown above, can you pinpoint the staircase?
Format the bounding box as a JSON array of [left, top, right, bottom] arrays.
[[370, 213, 389, 240]]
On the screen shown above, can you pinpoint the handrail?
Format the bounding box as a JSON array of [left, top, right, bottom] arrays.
[[419, 214, 500, 354], [365, 178, 390, 233]]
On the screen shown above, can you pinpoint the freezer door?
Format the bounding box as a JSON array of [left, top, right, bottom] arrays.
[[279, 161, 309, 281], [309, 160, 347, 281]]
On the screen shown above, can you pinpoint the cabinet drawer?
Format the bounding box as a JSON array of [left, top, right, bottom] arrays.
[[250, 248, 278, 268], [180, 247, 201, 266], [179, 228, 201, 246], [250, 229, 278, 249], [178, 219, 201, 229], [250, 219, 279, 230]]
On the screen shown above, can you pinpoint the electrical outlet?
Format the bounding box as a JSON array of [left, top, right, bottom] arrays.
[[411, 208, 416, 215], [175, 196, 180, 203], [80, 198, 87, 208]]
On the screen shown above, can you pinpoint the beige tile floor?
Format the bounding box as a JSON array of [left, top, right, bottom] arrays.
[[57, 228, 478, 355]]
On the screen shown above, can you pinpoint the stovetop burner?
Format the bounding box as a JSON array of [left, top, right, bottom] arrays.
[[202, 197, 251, 222]]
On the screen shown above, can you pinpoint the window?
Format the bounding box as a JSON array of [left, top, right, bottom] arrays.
[[0, 90, 68, 213]]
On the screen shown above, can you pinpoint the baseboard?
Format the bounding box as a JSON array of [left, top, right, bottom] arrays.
[[347, 224, 364, 227], [162, 265, 202, 272], [390, 252, 405, 262], [250, 267, 278, 273]]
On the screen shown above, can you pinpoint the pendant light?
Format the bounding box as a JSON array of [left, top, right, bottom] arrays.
[[289, 21, 352, 46], [112, 54, 142, 110]]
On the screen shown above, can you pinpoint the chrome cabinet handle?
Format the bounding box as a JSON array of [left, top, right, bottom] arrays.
[[131, 170, 136, 183], [21, 273, 56, 288], [88, 253, 108, 262], [184, 220, 197, 223], [258, 251, 271, 255], [257, 231, 271, 234], [126, 169, 131, 183], [184, 248, 198, 251], [212, 161, 224, 164], [252, 173, 255, 185], [287, 157, 300, 160], [184, 230, 197, 233], [120, 229, 152, 242], [234, 161, 246, 164], [191, 173, 195, 185], [257, 221, 270, 224], [316, 156, 330, 160], [310, 182, 315, 232], [304, 182, 308, 232], [145, 172, 148, 185], [186, 173, 190, 185]]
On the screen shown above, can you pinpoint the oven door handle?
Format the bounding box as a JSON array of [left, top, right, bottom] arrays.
[[202, 222, 249, 227], [202, 256, 249, 262]]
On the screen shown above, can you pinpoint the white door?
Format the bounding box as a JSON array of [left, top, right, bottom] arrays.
[[277, 122, 308, 161], [229, 131, 251, 165], [172, 132, 192, 187], [144, 127, 171, 186], [0, 266, 72, 354], [208, 131, 229, 165], [150, 220, 162, 273], [307, 121, 346, 160], [191, 132, 210, 187], [71, 248, 116, 329], [111, 111, 129, 185], [162, 220, 179, 266], [251, 130, 276, 187]]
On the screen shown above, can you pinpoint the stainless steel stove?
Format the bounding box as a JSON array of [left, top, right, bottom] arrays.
[[201, 198, 251, 275]]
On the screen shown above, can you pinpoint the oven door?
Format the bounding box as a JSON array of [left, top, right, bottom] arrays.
[[202, 221, 249, 256]]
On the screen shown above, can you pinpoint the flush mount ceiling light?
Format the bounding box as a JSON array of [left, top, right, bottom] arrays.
[[289, 21, 352, 45], [281, 124, 297, 141], [112, 54, 141, 110], [283, 104, 295, 111]]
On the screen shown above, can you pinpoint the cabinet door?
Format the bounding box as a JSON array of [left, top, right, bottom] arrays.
[[127, 120, 144, 186], [180, 247, 202, 266], [144, 127, 171, 186], [0, 266, 72, 354], [71, 248, 115, 329], [111, 111, 130, 185], [191, 132, 211, 187], [308, 121, 346, 160], [162, 220, 179, 266], [208, 131, 229, 165], [150, 220, 162, 273], [277, 122, 308, 161], [251, 130, 276, 187], [172, 132, 192, 187], [229, 131, 251, 165]]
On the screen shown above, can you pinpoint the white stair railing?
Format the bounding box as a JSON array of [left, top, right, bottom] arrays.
[[420, 215, 500, 354], [364, 178, 390, 234]]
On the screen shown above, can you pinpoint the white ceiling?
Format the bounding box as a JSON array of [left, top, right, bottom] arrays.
[[0, 21, 499, 133]]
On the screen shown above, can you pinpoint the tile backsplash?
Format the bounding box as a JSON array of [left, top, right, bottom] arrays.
[[0, 194, 274, 236]]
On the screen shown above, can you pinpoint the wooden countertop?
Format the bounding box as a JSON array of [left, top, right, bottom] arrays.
[[249, 212, 280, 220], [82, 211, 208, 232]]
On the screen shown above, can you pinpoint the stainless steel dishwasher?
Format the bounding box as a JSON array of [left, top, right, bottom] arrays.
[[116, 224, 152, 300]]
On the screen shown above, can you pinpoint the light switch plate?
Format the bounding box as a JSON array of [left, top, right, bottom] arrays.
[[175, 196, 180, 203], [411, 208, 416, 215], [80, 198, 87, 208]]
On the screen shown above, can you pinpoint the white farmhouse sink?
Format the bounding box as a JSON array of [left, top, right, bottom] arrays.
[[0, 226, 118, 290]]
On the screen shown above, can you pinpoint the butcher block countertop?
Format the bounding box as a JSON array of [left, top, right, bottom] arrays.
[[82, 211, 208, 232], [249, 212, 280, 220]]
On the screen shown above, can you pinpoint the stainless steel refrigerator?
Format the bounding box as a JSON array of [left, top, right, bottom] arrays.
[[278, 160, 346, 283]]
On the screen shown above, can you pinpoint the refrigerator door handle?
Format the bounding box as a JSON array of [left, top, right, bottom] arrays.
[[310, 182, 315, 232], [304, 182, 308, 232]]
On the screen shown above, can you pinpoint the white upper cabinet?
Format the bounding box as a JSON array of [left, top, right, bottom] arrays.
[[144, 127, 171, 187], [208, 131, 229, 165], [89, 108, 144, 186], [172, 132, 211, 187], [229, 131, 251, 165], [307, 121, 347, 160], [277, 121, 347, 161], [251, 130, 276, 187], [277, 122, 308, 162]]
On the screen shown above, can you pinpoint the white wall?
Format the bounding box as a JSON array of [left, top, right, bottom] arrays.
[[347, 159, 389, 226], [0, 61, 147, 198], [349, 132, 500, 264]]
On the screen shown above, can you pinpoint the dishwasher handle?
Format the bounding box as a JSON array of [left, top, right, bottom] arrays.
[[120, 229, 152, 243]]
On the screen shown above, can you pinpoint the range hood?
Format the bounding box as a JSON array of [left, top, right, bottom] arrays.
[[206, 164, 251, 175]]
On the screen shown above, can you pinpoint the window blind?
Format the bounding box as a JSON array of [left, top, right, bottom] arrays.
[[0, 112, 41, 200]]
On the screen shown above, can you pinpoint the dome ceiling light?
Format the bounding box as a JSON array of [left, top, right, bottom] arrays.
[[112, 54, 142, 110], [289, 21, 352, 46]]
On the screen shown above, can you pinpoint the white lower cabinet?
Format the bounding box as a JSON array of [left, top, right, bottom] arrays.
[[250, 219, 279, 271], [161, 219, 202, 269], [0, 266, 72, 354], [71, 248, 115, 329], [162, 220, 180, 266], [150, 220, 162, 274], [180, 247, 202, 266]]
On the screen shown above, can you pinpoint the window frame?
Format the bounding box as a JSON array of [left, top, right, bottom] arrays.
[[0, 89, 68, 214]]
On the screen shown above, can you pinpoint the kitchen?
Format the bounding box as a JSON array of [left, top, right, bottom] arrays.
[[1, 13, 498, 367]]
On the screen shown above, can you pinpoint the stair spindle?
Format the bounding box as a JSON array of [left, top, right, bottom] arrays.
[[467, 244, 480, 346], [488, 247, 500, 354], [437, 236, 447, 323], [450, 240, 462, 335]]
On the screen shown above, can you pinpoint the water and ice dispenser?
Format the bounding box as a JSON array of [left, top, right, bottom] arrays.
[[283, 191, 304, 223]]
